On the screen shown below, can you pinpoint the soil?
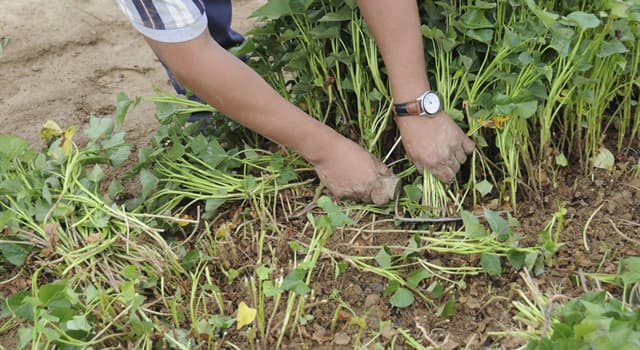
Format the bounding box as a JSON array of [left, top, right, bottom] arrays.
[[2, 1, 640, 350]]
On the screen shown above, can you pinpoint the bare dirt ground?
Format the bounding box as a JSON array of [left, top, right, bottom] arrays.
[[0, 0, 265, 149]]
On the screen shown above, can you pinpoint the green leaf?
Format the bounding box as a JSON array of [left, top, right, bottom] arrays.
[[526, 0, 559, 29], [507, 250, 526, 270], [556, 153, 569, 167], [466, 29, 494, 43], [484, 209, 510, 240], [318, 7, 352, 22], [389, 288, 414, 308], [375, 247, 392, 269], [256, 265, 272, 281], [0, 243, 32, 266], [263, 281, 282, 297], [109, 145, 132, 167], [317, 196, 352, 227], [514, 101, 538, 119], [251, 0, 291, 19], [481, 254, 502, 276], [565, 11, 601, 30], [476, 180, 493, 197], [436, 296, 456, 317], [282, 269, 310, 296], [204, 197, 226, 219], [18, 327, 33, 350], [38, 280, 68, 304], [459, 9, 494, 29], [597, 41, 629, 58], [427, 282, 445, 298], [87, 164, 105, 183], [66, 315, 92, 333], [0, 133, 30, 160], [85, 116, 114, 141], [407, 269, 432, 288], [404, 184, 422, 203], [107, 179, 125, 199], [139, 169, 158, 199], [462, 211, 487, 238], [115, 92, 132, 128]]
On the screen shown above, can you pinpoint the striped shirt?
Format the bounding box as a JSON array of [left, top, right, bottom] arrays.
[[116, 0, 207, 43]]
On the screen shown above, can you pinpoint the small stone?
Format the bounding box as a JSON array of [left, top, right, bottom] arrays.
[[31, 66, 41, 72], [333, 332, 350, 345], [381, 325, 396, 339], [364, 294, 380, 309]]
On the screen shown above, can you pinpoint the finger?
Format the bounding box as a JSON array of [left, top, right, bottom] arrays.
[[370, 175, 400, 205], [462, 136, 475, 154], [432, 166, 456, 184], [454, 147, 467, 164], [446, 158, 460, 174]]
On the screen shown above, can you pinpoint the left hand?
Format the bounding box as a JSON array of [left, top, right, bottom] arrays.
[[396, 111, 475, 183]]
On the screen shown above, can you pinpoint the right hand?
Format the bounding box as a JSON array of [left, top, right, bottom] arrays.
[[311, 137, 399, 205]]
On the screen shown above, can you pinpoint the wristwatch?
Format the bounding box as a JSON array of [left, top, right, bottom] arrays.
[[393, 90, 442, 117]]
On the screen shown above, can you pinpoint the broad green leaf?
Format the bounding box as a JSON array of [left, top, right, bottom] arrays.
[[436, 296, 456, 317], [263, 281, 282, 297], [256, 265, 272, 281], [389, 288, 414, 308], [236, 301, 257, 330], [407, 269, 432, 288], [107, 179, 125, 199], [85, 116, 114, 141], [204, 197, 226, 219], [592, 147, 615, 170], [565, 11, 601, 30], [551, 26, 576, 57], [18, 327, 33, 350], [459, 9, 494, 29], [476, 180, 493, 197], [139, 169, 158, 199], [481, 254, 502, 276], [66, 315, 92, 332], [526, 0, 559, 29], [514, 101, 538, 119], [319, 7, 352, 22], [462, 211, 487, 237], [38, 280, 68, 304], [251, 0, 291, 19], [427, 282, 445, 298], [88, 164, 105, 183], [109, 145, 132, 167], [0, 243, 32, 266], [556, 153, 569, 167], [466, 29, 494, 43], [404, 184, 422, 203], [282, 269, 310, 296], [0, 133, 30, 160], [484, 209, 510, 240], [507, 250, 526, 270], [375, 247, 392, 269], [317, 196, 352, 227], [115, 92, 132, 128], [597, 41, 629, 58]]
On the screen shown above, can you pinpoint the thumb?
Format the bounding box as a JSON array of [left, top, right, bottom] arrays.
[[370, 175, 400, 205]]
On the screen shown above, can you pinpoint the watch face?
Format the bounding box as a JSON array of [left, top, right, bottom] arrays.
[[421, 92, 441, 115]]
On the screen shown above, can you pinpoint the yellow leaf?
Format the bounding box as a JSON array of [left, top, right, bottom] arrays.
[[215, 222, 233, 239], [61, 125, 78, 156], [491, 116, 510, 129], [176, 214, 192, 227], [40, 120, 63, 144], [236, 301, 256, 330]]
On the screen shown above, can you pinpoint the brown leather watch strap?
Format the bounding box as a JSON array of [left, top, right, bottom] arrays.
[[393, 100, 422, 116]]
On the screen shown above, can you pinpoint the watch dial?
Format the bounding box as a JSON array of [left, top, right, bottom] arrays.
[[422, 92, 441, 115]]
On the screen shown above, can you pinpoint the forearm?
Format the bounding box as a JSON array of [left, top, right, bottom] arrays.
[[145, 31, 340, 164], [356, 0, 429, 102]]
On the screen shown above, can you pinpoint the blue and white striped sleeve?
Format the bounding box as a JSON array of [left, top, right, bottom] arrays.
[[116, 0, 208, 43]]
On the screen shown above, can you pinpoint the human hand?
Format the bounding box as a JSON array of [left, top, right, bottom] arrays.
[[311, 137, 399, 205], [397, 112, 475, 183]]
